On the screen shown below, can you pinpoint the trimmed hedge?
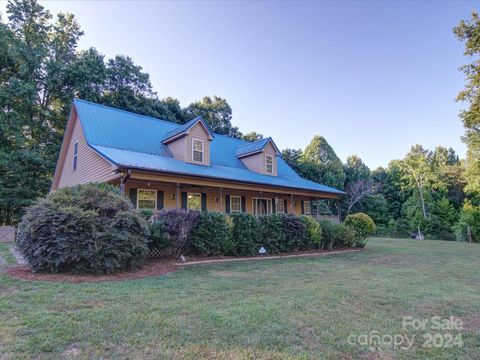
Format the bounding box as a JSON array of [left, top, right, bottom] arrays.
[[229, 212, 259, 256], [188, 211, 231, 256], [17, 183, 149, 274], [149, 211, 376, 257]]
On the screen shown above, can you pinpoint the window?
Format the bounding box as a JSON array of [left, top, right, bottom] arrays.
[[253, 198, 272, 215], [187, 193, 201, 210], [265, 154, 273, 174], [192, 139, 204, 163], [304, 200, 311, 215], [137, 189, 156, 210], [276, 198, 285, 214], [73, 142, 78, 170], [230, 196, 241, 213]]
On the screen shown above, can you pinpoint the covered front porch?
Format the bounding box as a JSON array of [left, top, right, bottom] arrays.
[[114, 170, 342, 221]]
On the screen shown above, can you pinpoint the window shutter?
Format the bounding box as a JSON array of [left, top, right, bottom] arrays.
[[284, 199, 288, 214], [272, 197, 276, 214], [181, 192, 187, 209], [201, 193, 207, 211], [311, 197, 316, 215], [241, 196, 246, 213], [157, 191, 164, 210], [129, 188, 137, 208], [301, 200, 305, 214], [225, 195, 230, 214]]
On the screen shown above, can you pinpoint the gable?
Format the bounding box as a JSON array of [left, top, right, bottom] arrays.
[[52, 108, 119, 190], [240, 142, 278, 176]]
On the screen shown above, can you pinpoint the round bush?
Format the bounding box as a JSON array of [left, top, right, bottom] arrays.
[[188, 211, 231, 256], [17, 183, 150, 274], [344, 212, 376, 247]]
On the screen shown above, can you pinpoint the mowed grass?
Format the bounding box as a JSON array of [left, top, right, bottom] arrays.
[[0, 239, 479, 359]]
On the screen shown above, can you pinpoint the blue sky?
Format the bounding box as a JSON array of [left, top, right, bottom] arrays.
[[1, 0, 477, 168]]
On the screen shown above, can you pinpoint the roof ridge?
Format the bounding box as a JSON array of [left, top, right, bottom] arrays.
[[74, 98, 182, 127], [235, 137, 270, 149]]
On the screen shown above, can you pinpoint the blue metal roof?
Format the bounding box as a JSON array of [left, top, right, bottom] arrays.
[[74, 99, 345, 195], [235, 137, 280, 158], [162, 116, 214, 143]]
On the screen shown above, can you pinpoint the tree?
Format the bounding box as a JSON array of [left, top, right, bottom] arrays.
[[242, 131, 263, 142], [184, 96, 241, 137], [399, 145, 438, 220], [302, 135, 346, 189], [454, 12, 480, 196], [344, 155, 370, 183]]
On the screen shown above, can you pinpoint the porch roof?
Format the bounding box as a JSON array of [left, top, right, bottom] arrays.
[[91, 144, 345, 195]]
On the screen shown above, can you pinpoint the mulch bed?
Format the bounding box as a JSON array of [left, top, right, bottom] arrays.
[[4, 247, 362, 283], [5, 259, 179, 283]]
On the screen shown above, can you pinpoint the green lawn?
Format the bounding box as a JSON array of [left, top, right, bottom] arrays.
[[0, 238, 479, 359]]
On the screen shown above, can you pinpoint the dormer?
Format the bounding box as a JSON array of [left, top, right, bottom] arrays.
[[162, 116, 214, 166], [236, 137, 280, 176]]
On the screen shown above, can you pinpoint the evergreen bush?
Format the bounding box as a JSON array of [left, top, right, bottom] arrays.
[[17, 183, 149, 274]]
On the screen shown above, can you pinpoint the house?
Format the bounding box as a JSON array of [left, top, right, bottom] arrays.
[[51, 99, 345, 218]]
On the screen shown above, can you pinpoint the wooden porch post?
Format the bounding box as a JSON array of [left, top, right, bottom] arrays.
[[176, 183, 180, 208], [219, 187, 223, 212], [290, 194, 294, 214]]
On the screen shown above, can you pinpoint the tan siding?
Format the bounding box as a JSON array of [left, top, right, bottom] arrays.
[[166, 136, 186, 162], [129, 171, 341, 199], [123, 179, 320, 216], [185, 122, 211, 165], [240, 141, 278, 176], [57, 115, 118, 189]]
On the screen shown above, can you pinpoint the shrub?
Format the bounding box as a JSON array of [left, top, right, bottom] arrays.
[[344, 212, 376, 247], [188, 212, 231, 255], [318, 220, 337, 250], [148, 220, 170, 252], [153, 209, 200, 257], [229, 213, 259, 256], [17, 183, 149, 274], [138, 209, 154, 222], [301, 216, 323, 249], [335, 224, 357, 247], [283, 214, 308, 251], [257, 214, 286, 254]]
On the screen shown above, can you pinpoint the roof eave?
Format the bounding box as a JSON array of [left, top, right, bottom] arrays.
[[115, 164, 344, 198]]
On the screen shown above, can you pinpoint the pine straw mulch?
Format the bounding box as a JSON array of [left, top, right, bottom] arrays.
[[4, 247, 364, 283]]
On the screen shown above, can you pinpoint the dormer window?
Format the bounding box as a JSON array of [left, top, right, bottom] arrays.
[[192, 139, 204, 163], [265, 154, 273, 174]]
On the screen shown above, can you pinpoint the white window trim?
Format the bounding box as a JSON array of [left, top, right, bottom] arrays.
[[137, 189, 157, 210], [230, 195, 242, 213], [252, 197, 273, 215], [192, 138, 204, 163], [265, 154, 273, 174], [187, 192, 202, 210], [73, 141, 78, 170], [304, 200, 312, 215], [276, 198, 285, 214]]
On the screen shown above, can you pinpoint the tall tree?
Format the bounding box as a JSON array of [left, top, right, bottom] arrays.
[[454, 12, 480, 196], [184, 96, 241, 137], [399, 145, 438, 220], [302, 135, 346, 189]]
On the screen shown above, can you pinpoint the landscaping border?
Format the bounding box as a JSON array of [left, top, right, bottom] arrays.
[[5, 248, 363, 283]]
